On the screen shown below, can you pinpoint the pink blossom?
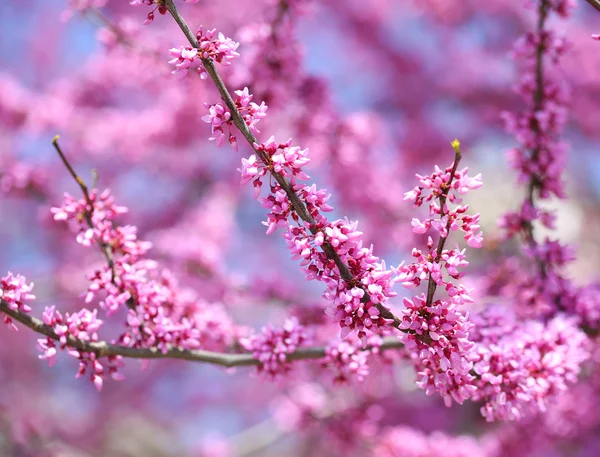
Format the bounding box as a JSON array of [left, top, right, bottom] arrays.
[[322, 335, 381, 384], [168, 27, 239, 78], [399, 294, 477, 406], [471, 306, 589, 422], [37, 305, 124, 389], [240, 318, 308, 378], [202, 88, 268, 149], [0, 272, 35, 331]]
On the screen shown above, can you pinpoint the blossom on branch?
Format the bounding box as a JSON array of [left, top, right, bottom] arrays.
[[0, 272, 35, 331], [168, 27, 239, 78], [241, 317, 308, 378], [37, 306, 124, 391]]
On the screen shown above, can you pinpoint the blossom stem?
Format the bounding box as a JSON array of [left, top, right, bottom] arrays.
[[425, 148, 462, 306]]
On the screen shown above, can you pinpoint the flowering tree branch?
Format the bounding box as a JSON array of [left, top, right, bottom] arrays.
[[161, 0, 404, 330], [0, 299, 403, 368], [0, 0, 590, 429], [425, 145, 462, 306]]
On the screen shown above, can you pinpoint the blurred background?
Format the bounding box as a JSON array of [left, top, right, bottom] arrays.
[[1, 0, 600, 456]]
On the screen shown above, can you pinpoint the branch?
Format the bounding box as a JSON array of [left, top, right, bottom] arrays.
[[161, 0, 404, 330], [584, 0, 600, 13], [0, 300, 403, 368]]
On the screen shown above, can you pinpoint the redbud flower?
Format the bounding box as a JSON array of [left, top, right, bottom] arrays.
[[240, 318, 308, 378], [0, 272, 35, 331]]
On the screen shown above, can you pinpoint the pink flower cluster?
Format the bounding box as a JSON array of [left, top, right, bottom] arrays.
[[0, 272, 35, 330], [240, 318, 307, 378], [396, 237, 473, 301], [115, 272, 238, 353], [201, 87, 267, 149], [503, 31, 569, 198], [398, 294, 476, 406], [394, 153, 483, 406], [51, 189, 130, 247], [470, 306, 589, 422], [168, 27, 239, 78], [322, 335, 382, 384], [499, 1, 584, 322], [404, 163, 483, 248], [52, 190, 237, 362], [500, 3, 571, 228], [240, 136, 311, 199], [238, 133, 396, 342], [37, 306, 124, 391]]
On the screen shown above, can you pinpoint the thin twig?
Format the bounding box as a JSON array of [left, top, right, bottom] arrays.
[[0, 299, 404, 368], [52, 136, 117, 283], [425, 147, 462, 306]]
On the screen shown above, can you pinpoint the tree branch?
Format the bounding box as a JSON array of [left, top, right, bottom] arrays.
[[0, 300, 404, 368]]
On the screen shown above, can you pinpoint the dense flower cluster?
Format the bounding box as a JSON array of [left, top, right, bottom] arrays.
[[501, 31, 570, 200], [51, 189, 129, 248], [201, 87, 268, 149], [37, 306, 124, 391], [238, 127, 397, 341], [322, 334, 382, 384], [398, 294, 476, 406], [470, 306, 589, 422], [0, 272, 35, 330], [394, 150, 483, 406], [168, 27, 240, 78], [52, 190, 238, 371], [240, 317, 308, 378]]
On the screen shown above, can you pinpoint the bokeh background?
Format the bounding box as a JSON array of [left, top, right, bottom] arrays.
[[1, 0, 600, 455]]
